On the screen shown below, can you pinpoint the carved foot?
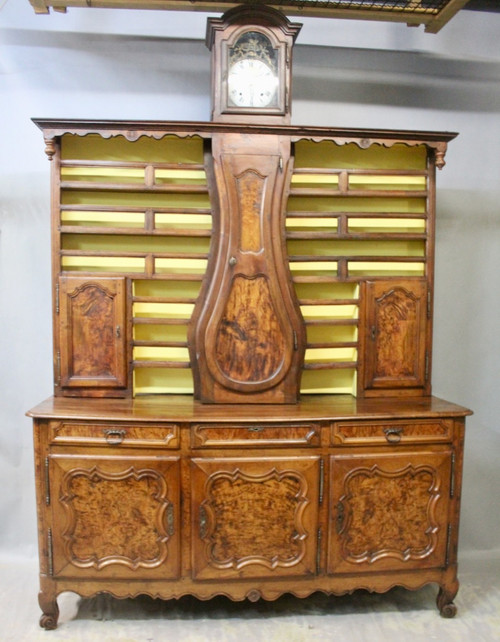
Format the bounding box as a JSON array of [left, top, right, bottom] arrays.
[[437, 586, 458, 618], [39, 589, 59, 630], [40, 612, 59, 630]]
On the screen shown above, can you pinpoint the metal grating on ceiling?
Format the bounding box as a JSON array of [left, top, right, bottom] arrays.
[[28, 0, 471, 33], [280, 1, 449, 10]]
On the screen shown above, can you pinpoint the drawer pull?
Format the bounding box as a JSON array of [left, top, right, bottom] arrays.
[[384, 427, 403, 444], [103, 429, 126, 445], [247, 426, 264, 433]]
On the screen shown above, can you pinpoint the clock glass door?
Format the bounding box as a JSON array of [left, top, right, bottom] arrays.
[[227, 31, 279, 110]]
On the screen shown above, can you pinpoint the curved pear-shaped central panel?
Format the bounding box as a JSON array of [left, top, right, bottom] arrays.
[[214, 274, 286, 384]]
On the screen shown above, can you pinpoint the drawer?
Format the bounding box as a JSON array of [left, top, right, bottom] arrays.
[[331, 419, 453, 446], [48, 422, 180, 449], [191, 423, 320, 448]]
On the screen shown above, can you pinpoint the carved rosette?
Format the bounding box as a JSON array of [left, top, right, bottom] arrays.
[[60, 466, 172, 570], [200, 468, 309, 570], [338, 464, 440, 564]]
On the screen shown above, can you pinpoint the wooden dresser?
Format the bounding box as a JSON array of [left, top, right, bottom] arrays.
[[29, 117, 471, 629]]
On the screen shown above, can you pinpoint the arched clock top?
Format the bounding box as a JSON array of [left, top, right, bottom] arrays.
[[206, 5, 302, 50]]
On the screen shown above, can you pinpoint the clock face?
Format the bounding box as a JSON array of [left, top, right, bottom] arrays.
[[228, 58, 278, 108], [226, 30, 279, 110]]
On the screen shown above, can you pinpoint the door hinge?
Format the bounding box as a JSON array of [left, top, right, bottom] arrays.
[[427, 289, 432, 319], [450, 451, 456, 498], [316, 527, 322, 575], [55, 351, 61, 385], [293, 330, 298, 351], [199, 504, 207, 540], [47, 528, 54, 577], [425, 351, 430, 382], [318, 458, 324, 505], [55, 283, 60, 315], [166, 503, 174, 537], [279, 156, 283, 172], [445, 523, 452, 567], [45, 456, 50, 506]]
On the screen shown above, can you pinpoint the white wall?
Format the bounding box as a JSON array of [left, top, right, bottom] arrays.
[[1, 1, 499, 558]]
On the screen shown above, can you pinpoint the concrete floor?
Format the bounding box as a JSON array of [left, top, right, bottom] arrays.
[[2, 553, 499, 642]]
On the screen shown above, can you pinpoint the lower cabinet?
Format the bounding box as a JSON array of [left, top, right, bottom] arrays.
[[30, 397, 468, 629], [191, 456, 320, 579], [328, 450, 452, 574], [47, 454, 181, 579]]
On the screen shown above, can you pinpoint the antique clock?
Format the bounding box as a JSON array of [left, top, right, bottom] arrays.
[[206, 5, 301, 124], [189, 7, 304, 403]]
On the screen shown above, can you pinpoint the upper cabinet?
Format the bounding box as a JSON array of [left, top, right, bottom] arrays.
[[58, 276, 127, 395], [359, 279, 430, 397], [36, 119, 455, 399]]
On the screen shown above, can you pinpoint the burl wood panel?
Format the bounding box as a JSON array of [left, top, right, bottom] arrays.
[[50, 455, 180, 578], [72, 286, 115, 377], [206, 473, 303, 562], [332, 419, 452, 446], [237, 169, 263, 252], [329, 450, 452, 573], [191, 457, 319, 579], [59, 276, 126, 389], [191, 423, 320, 448], [49, 422, 179, 448], [215, 275, 286, 383], [361, 280, 428, 394]]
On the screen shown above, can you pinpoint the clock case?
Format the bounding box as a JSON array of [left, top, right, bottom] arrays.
[[206, 5, 302, 125]]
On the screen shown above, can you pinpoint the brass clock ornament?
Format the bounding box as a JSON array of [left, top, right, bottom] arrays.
[[206, 5, 302, 124]]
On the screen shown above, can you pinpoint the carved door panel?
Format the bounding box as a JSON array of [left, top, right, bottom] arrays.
[[360, 279, 429, 396], [58, 276, 127, 391], [328, 450, 452, 574], [48, 454, 180, 579], [191, 456, 320, 580], [189, 134, 305, 404]]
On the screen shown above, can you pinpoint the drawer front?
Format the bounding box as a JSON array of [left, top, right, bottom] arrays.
[[191, 423, 320, 448], [331, 419, 453, 446], [49, 421, 180, 448]]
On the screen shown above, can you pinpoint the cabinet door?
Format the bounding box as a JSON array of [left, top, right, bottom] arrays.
[[360, 279, 429, 396], [328, 449, 452, 574], [48, 454, 180, 579], [191, 456, 320, 580], [58, 276, 127, 390], [189, 135, 305, 404]]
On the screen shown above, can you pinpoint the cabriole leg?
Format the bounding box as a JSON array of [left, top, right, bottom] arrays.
[[38, 579, 59, 630], [437, 577, 459, 618]]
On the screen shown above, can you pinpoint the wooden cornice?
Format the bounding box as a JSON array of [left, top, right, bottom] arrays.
[[33, 118, 458, 168]]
